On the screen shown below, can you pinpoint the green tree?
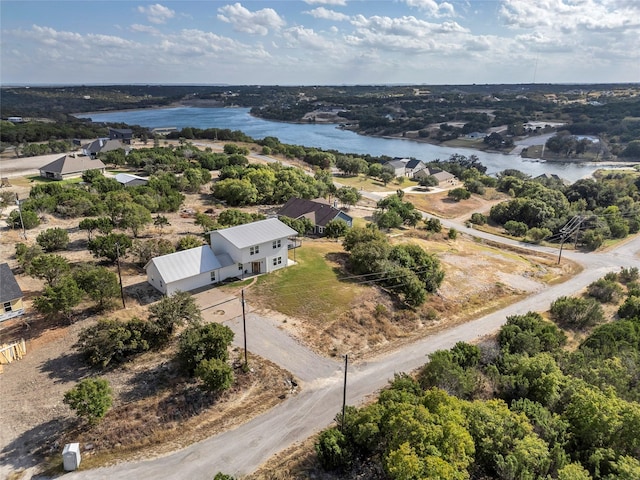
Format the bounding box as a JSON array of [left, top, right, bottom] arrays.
[[448, 228, 458, 240], [424, 218, 442, 232], [27, 254, 70, 287], [194, 212, 217, 232], [63, 378, 112, 425], [177, 323, 235, 375], [194, 358, 234, 392], [176, 234, 204, 251], [336, 186, 361, 208], [504, 220, 528, 237], [315, 428, 352, 471], [36, 227, 69, 252], [153, 214, 170, 231], [74, 265, 120, 311], [325, 219, 349, 239], [33, 275, 83, 322], [448, 188, 471, 201], [418, 175, 439, 188], [79, 217, 114, 242], [148, 291, 202, 346], [120, 202, 152, 238], [88, 233, 132, 263], [131, 238, 175, 266], [7, 209, 40, 229]]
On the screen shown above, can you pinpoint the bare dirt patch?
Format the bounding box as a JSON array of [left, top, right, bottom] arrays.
[[405, 188, 508, 219]]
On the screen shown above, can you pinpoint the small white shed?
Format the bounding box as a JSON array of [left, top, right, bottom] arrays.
[[62, 443, 81, 471]]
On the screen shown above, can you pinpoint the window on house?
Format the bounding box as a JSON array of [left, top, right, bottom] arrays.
[[238, 263, 243, 270], [250, 245, 259, 255], [272, 239, 281, 249], [4, 302, 12, 312], [272, 256, 282, 266], [210, 271, 216, 282]]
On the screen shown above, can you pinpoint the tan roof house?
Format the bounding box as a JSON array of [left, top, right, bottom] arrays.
[[39, 155, 106, 180]]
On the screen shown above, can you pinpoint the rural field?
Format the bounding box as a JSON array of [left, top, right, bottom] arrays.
[[0, 156, 578, 477]]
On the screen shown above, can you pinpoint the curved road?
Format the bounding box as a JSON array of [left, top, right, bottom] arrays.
[[64, 216, 640, 479]]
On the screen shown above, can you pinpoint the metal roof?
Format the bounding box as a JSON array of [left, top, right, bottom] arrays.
[[146, 246, 234, 284], [0, 263, 23, 303], [212, 218, 297, 249]]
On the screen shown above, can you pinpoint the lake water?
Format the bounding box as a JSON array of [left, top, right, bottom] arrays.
[[78, 107, 604, 182]]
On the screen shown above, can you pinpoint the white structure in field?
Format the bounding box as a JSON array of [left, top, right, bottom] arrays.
[[145, 218, 298, 295]]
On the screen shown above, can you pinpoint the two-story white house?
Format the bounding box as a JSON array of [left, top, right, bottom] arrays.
[[145, 218, 298, 295]]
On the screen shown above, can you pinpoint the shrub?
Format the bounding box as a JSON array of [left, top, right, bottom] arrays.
[[525, 227, 551, 244], [36, 227, 69, 252], [316, 428, 353, 471], [504, 220, 528, 237], [619, 267, 639, 284], [7, 209, 40, 229], [549, 296, 605, 330], [448, 187, 471, 201], [176, 234, 204, 251], [177, 323, 234, 375], [586, 278, 624, 303], [424, 218, 442, 232], [448, 228, 458, 240], [75, 318, 151, 367], [470, 212, 487, 225], [195, 358, 234, 392], [618, 295, 640, 320], [63, 378, 112, 424]]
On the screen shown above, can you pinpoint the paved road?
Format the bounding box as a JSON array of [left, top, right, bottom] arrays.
[[65, 223, 639, 479]]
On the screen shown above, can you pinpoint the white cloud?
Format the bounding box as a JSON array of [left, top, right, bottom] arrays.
[[304, 7, 350, 21], [282, 26, 335, 50], [403, 0, 455, 17], [130, 24, 159, 34], [137, 4, 175, 24], [303, 0, 347, 6], [217, 3, 286, 36]]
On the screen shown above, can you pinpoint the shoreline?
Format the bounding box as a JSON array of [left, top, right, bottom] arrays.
[[70, 105, 638, 167]]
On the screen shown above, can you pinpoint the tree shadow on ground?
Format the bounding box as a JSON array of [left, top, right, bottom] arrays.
[[0, 418, 71, 475], [39, 351, 92, 384], [119, 360, 178, 403]]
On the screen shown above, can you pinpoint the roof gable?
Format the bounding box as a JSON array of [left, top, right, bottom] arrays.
[[213, 218, 297, 249], [146, 246, 232, 284], [40, 155, 106, 174], [0, 263, 23, 303], [279, 198, 350, 227]]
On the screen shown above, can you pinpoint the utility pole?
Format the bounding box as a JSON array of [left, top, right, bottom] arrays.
[[15, 194, 26, 239], [115, 242, 126, 308], [242, 289, 248, 368], [557, 215, 583, 264], [341, 354, 348, 432]]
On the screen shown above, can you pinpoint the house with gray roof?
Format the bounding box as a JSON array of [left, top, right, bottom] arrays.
[[108, 128, 133, 144], [382, 159, 407, 177], [413, 167, 457, 186], [1, 263, 24, 322], [82, 138, 128, 158], [145, 218, 298, 295], [278, 197, 352, 235], [39, 155, 106, 180], [404, 159, 426, 178]]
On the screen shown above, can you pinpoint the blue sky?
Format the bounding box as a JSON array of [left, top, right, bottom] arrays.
[[1, 0, 639, 85]]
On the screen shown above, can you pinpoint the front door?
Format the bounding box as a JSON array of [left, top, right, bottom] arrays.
[[252, 261, 261, 274]]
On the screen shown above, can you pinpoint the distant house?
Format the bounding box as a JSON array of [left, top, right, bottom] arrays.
[[0, 263, 24, 322], [146, 218, 298, 295], [115, 173, 148, 187], [382, 159, 407, 177], [150, 127, 178, 136], [414, 167, 457, 186], [108, 128, 133, 144], [405, 159, 426, 178], [39, 155, 106, 180], [466, 132, 487, 139], [7, 116, 24, 123], [82, 138, 128, 158], [278, 197, 353, 235]]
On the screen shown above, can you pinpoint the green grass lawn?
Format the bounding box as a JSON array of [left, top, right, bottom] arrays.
[[334, 174, 418, 192], [252, 241, 363, 323]]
